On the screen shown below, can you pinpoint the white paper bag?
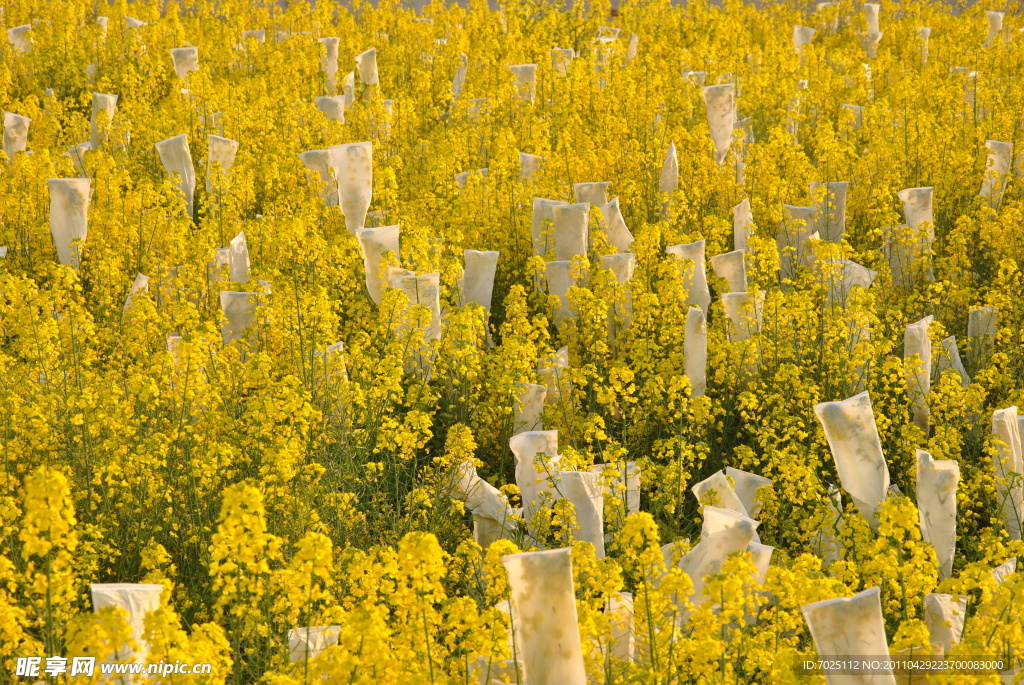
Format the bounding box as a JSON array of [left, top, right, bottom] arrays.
[[319, 37, 340, 92], [227, 232, 250, 284], [356, 48, 379, 85], [677, 509, 757, 608], [865, 3, 881, 34], [461, 249, 499, 313], [919, 27, 931, 64], [916, 449, 959, 579], [721, 291, 764, 343], [986, 11, 1005, 47], [810, 181, 848, 243], [155, 134, 196, 219], [299, 150, 338, 206], [91, 583, 164, 676], [509, 64, 537, 103], [391, 272, 442, 342], [968, 306, 998, 366], [89, 93, 118, 148], [532, 198, 568, 257], [501, 548, 587, 685], [666, 240, 711, 311], [315, 96, 345, 123], [904, 315, 933, 432], [451, 53, 468, 100], [703, 84, 735, 165], [793, 25, 816, 52], [601, 198, 634, 253], [924, 594, 966, 654], [124, 273, 150, 311], [553, 203, 589, 261], [812, 485, 844, 565], [778, 205, 817, 281], [733, 198, 753, 252], [710, 250, 747, 293], [514, 383, 547, 435], [935, 335, 970, 386], [170, 46, 199, 78], [980, 140, 1012, 202], [573, 182, 610, 207], [991, 407, 1023, 541], [724, 467, 773, 517], [126, 17, 146, 29], [510, 430, 562, 532], [3, 112, 30, 159], [813, 392, 891, 531], [559, 470, 605, 557], [7, 25, 30, 53], [520, 153, 545, 180], [355, 225, 400, 305], [328, 141, 373, 232], [685, 306, 707, 396], [590, 462, 640, 515], [801, 586, 896, 685], [342, 71, 355, 106], [660, 142, 679, 193], [48, 179, 90, 268], [546, 261, 574, 327], [606, 592, 634, 661], [288, 625, 340, 662], [551, 47, 574, 75], [207, 135, 239, 192], [220, 292, 258, 346], [692, 471, 748, 515]]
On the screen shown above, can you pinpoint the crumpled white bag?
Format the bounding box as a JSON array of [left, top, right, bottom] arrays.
[[590, 461, 640, 516], [551, 47, 574, 75], [692, 471, 748, 516], [916, 449, 959, 579], [501, 548, 587, 685], [48, 178, 91, 268], [170, 46, 199, 78], [812, 485, 843, 565], [674, 507, 758, 609], [897, 186, 933, 230], [724, 467, 773, 517], [452, 53, 468, 100], [328, 141, 373, 232], [919, 26, 931, 63], [356, 225, 400, 305], [90, 93, 118, 148], [227, 231, 250, 284], [813, 391, 891, 531], [342, 71, 355, 106], [702, 84, 735, 165], [986, 11, 1005, 47], [666, 240, 710, 311], [904, 315, 933, 432], [968, 306, 998, 367], [801, 586, 896, 685], [288, 625, 340, 662], [3, 112, 30, 160], [155, 133, 196, 219]]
